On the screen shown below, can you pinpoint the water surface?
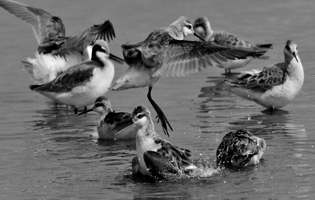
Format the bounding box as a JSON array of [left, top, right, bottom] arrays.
[[0, 0, 315, 199]]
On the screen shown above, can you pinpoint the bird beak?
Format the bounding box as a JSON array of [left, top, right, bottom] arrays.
[[193, 32, 205, 41], [292, 52, 298, 62], [109, 53, 125, 64], [78, 107, 94, 115]]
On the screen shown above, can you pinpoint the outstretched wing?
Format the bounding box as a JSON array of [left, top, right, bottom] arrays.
[[48, 20, 116, 57], [143, 137, 192, 176], [29, 61, 97, 93], [158, 40, 267, 77], [226, 63, 286, 92], [0, 0, 65, 44]]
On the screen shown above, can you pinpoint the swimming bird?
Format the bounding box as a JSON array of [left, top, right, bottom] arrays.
[[193, 16, 272, 74], [78, 96, 136, 140], [216, 129, 266, 169], [112, 16, 266, 136], [0, 0, 123, 83], [224, 40, 304, 111], [29, 40, 115, 112], [131, 105, 197, 178]]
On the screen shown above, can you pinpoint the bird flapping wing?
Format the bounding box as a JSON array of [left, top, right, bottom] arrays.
[[0, 0, 65, 44], [157, 40, 266, 77], [48, 20, 116, 57]]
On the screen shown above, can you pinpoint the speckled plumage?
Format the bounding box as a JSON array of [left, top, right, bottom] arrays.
[[224, 40, 304, 110], [216, 129, 266, 169]]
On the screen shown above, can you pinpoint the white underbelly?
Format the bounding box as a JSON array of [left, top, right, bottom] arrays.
[[38, 67, 114, 107], [136, 136, 159, 175], [230, 78, 303, 109], [24, 52, 85, 83]]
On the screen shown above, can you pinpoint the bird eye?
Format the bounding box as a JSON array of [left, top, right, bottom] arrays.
[[185, 24, 193, 29], [136, 113, 146, 119]]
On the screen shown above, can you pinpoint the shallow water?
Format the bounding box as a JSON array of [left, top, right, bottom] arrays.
[[0, 0, 315, 199]]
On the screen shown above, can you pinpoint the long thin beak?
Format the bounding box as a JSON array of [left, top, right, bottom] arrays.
[[78, 107, 94, 115], [292, 52, 299, 62], [194, 32, 205, 41], [109, 53, 125, 64]]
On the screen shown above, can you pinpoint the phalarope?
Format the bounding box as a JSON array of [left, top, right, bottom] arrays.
[[193, 16, 272, 74], [78, 96, 136, 140], [216, 129, 266, 169], [131, 106, 196, 178], [0, 0, 123, 83], [30, 40, 115, 112], [112, 16, 266, 136], [224, 40, 304, 111]]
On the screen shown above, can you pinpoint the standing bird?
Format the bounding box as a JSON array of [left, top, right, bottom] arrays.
[[29, 40, 115, 112], [78, 96, 135, 140], [112, 16, 267, 136], [131, 106, 197, 178], [216, 129, 266, 169], [224, 40, 304, 111], [193, 16, 272, 74], [0, 0, 123, 83]]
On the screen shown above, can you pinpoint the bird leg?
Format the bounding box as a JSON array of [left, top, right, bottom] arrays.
[[73, 107, 78, 114], [147, 86, 173, 136]]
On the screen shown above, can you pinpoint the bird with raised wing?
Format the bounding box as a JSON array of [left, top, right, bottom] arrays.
[[29, 40, 115, 112], [112, 16, 267, 136], [0, 0, 123, 83], [193, 16, 272, 74], [224, 40, 304, 111], [216, 129, 266, 169], [78, 96, 136, 140]]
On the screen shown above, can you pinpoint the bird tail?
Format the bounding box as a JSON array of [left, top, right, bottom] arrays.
[[256, 43, 273, 49], [29, 84, 41, 90]]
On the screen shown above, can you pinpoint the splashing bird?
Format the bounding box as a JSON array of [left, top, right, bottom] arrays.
[[216, 129, 266, 169], [224, 40, 304, 111], [193, 16, 272, 74], [131, 106, 197, 178], [0, 0, 123, 83]]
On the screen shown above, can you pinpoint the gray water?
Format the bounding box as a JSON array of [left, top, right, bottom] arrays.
[[0, 0, 315, 199]]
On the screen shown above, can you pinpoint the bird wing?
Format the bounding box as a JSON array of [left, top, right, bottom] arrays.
[[213, 31, 254, 48], [47, 20, 116, 57], [213, 31, 272, 50], [103, 112, 133, 132], [143, 137, 192, 176], [155, 40, 266, 77], [29, 61, 97, 93], [0, 0, 65, 44], [225, 63, 286, 92]]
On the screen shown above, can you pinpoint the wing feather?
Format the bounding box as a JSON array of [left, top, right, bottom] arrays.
[[143, 137, 192, 176], [159, 40, 266, 77], [0, 0, 65, 44], [226, 64, 286, 92], [29, 61, 97, 93]]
